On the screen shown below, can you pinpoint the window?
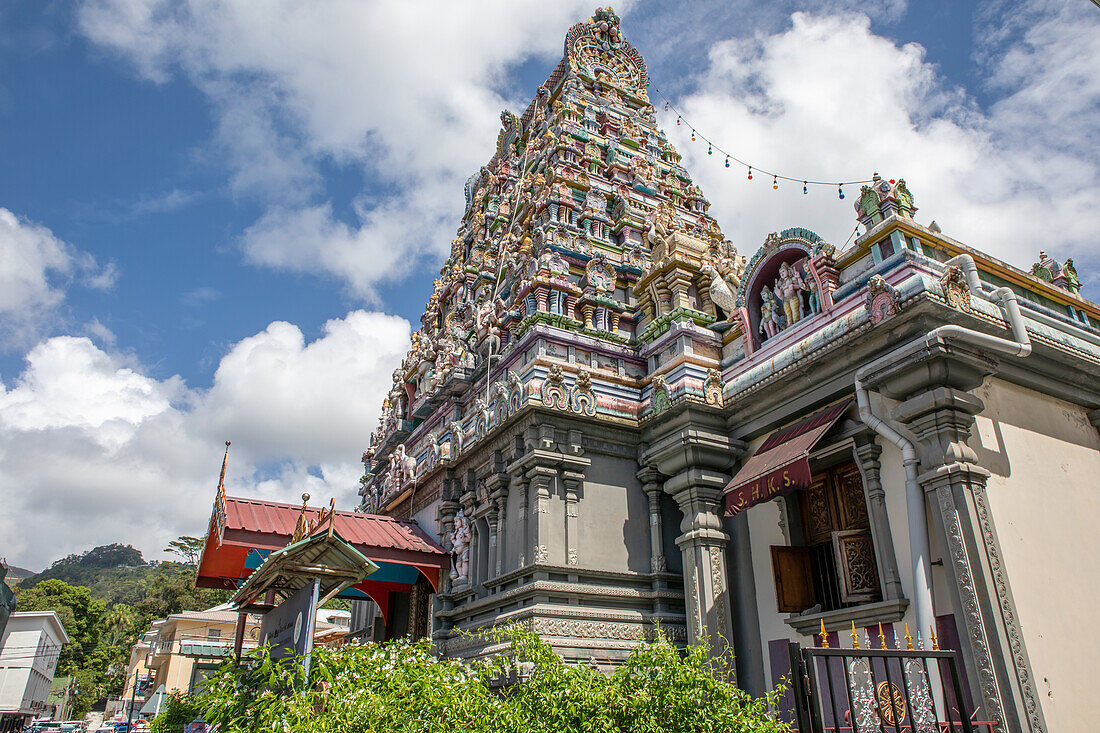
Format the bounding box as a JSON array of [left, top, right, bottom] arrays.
[[206, 628, 221, 640], [594, 307, 610, 331], [548, 290, 567, 315], [771, 460, 880, 613]]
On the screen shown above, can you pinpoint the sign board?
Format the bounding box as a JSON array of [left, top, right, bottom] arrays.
[[725, 457, 813, 515], [260, 580, 320, 665]]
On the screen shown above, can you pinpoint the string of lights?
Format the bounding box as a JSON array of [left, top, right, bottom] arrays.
[[651, 85, 876, 200]]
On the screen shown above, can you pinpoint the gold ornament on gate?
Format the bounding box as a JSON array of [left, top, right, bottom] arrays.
[[876, 681, 906, 726]]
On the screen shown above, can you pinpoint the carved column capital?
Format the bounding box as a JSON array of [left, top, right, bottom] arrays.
[[636, 464, 664, 492], [859, 339, 997, 401], [893, 386, 986, 472], [852, 431, 883, 463]]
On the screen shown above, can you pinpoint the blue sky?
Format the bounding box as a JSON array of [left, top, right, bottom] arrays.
[[1, 0, 1097, 570]]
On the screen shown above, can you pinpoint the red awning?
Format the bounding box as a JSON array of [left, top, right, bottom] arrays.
[[196, 496, 450, 606], [724, 399, 852, 516]]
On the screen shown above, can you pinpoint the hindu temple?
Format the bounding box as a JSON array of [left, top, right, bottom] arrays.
[[354, 9, 1099, 733]]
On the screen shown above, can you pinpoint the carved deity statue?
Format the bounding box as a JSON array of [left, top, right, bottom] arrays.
[[450, 509, 471, 584], [774, 262, 806, 327], [643, 205, 675, 254], [712, 240, 746, 291], [760, 288, 782, 340], [805, 274, 821, 316]]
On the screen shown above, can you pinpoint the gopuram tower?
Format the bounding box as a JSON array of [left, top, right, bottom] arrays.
[[353, 8, 1100, 729], [360, 7, 741, 664]]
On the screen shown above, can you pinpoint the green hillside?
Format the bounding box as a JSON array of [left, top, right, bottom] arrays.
[[14, 540, 230, 716], [22, 544, 160, 603]]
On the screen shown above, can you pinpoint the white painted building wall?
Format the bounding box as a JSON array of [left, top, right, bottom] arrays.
[[0, 612, 68, 719], [969, 378, 1100, 733]]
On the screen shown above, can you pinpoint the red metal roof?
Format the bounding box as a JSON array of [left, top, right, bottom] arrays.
[[196, 496, 449, 604], [222, 496, 446, 557]]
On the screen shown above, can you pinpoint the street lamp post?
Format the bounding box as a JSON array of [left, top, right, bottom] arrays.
[[124, 671, 141, 732]]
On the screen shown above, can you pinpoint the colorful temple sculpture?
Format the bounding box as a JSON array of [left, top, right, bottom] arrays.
[[356, 9, 1099, 733]]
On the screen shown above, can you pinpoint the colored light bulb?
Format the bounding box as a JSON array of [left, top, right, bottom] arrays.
[[676, 116, 681, 125], [707, 143, 712, 155], [773, 175, 778, 190], [838, 185, 845, 200], [724, 156, 730, 168], [747, 167, 752, 180], [691, 131, 696, 141], [803, 181, 808, 195]]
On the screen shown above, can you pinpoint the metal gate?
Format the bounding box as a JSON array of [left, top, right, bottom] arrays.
[[786, 629, 998, 732]]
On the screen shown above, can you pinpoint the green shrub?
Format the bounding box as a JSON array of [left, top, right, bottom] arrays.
[[149, 691, 204, 733], [198, 628, 789, 733]]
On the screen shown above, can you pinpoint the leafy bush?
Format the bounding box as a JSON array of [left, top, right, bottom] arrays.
[[149, 691, 204, 733], [199, 628, 789, 733]]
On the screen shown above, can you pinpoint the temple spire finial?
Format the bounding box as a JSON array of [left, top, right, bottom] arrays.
[[217, 441, 230, 494]]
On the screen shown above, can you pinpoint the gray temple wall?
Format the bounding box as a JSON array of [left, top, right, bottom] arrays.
[[575, 453, 650, 573]]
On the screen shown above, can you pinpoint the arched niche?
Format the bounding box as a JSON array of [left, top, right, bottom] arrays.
[[740, 235, 827, 351]]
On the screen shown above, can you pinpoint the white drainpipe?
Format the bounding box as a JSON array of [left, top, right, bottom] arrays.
[[855, 253, 1032, 647]]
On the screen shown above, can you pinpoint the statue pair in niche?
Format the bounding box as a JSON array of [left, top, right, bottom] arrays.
[[760, 260, 821, 341]]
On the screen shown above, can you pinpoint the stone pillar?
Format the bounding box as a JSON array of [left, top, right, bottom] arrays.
[[638, 466, 666, 574], [852, 434, 906, 601], [484, 468, 510, 579], [668, 272, 694, 311], [511, 472, 528, 567], [863, 339, 1046, 733], [665, 468, 735, 671], [508, 424, 590, 569], [493, 494, 507, 576], [643, 407, 741, 672], [436, 491, 460, 633], [486, 502, 499, 585], [526, 466, 555, 565], [562, 470, 583, 566]]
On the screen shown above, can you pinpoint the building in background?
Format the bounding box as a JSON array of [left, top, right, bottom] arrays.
[[122, 606, 347, 718], [122, 607, 260, 719], [356, 8, 1100, 732], [0, 563, 16, 641], [0, 612, 68, 731]]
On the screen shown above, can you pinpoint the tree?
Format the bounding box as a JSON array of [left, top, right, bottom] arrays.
[[150, 692, 204, 733], [164, 537, 205, 567], [16, 579, 106, 674], [102, 604, 138, 647], [134, 565, 230, 621]]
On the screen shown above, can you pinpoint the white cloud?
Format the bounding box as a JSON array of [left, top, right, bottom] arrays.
[[78, 0, 616, 298], [0, 310, 410, 570], [193, 311, 410, 464], [660, 7, 1099, 287], [0, 336, 182, 449], [0, 207, 117, 347]]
